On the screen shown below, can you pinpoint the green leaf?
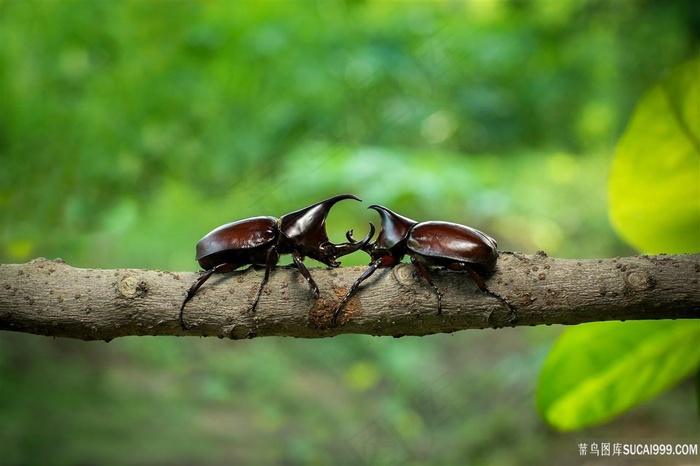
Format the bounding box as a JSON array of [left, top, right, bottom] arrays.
[[609, 58, 700, 254], [539, 59, 700, 432], [537, 320, 700, 431]]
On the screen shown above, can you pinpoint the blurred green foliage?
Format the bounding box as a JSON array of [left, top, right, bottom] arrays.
[[1, 0, 698, 464], [2, 0, 697, 265], [539, 57, 700, 432]]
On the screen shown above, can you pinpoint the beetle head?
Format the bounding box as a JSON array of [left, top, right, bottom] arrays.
[[365, 204, 418, 261], [279, 194, 375, 267]]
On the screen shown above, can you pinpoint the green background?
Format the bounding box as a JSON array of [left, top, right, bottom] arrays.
[[1, 1, 698, 464]]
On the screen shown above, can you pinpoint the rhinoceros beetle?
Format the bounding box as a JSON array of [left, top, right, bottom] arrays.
[[333, 204, 515, 325], [180, 194, 374, 329]]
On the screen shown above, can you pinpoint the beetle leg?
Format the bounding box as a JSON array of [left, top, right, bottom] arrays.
[[410, 257, 443, 315], [463, 265, 517, 325], [180, 262, 239, 330], [250, 246, 279, 313], [462, 265, 487, 290], [291, 251, 320, 298], [333, 259, 381, 325]]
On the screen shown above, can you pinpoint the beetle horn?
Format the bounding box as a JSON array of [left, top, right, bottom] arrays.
[[368, 204, 417, 250], [280, 194, 360, 241], [280, 194, 370, 265], [333, 221, 376, 257]]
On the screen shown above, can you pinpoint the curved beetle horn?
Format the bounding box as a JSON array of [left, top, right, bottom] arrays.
[[280, 194, 373, 266], [333, 222, 376, 257], [279, 193, 361, 247], [368, 204, 417, 250]]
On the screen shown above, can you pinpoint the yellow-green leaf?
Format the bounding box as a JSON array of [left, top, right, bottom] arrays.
[[537, 320, 700, 431], [609, 58, 700, 254]]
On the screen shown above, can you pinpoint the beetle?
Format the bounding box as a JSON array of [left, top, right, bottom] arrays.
[[333, 204, 515, 324], [180, 194, 374, 329]]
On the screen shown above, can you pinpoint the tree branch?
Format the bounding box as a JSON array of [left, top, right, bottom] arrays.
[[0, 254, 698, 341]]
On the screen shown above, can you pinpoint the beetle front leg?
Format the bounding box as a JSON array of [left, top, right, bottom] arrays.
[[291, 251, 320, 298], [333, 259, 381, 325], [410, 257, 443, 315]]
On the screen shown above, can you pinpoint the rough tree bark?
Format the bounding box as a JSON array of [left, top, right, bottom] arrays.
[[0, 253, 698, 341]]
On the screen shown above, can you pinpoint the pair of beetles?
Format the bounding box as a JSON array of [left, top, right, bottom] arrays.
[[179, 194, 514, 329]]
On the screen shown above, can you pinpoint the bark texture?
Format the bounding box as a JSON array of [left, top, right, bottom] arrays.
[[0, 253, 698, 341]]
